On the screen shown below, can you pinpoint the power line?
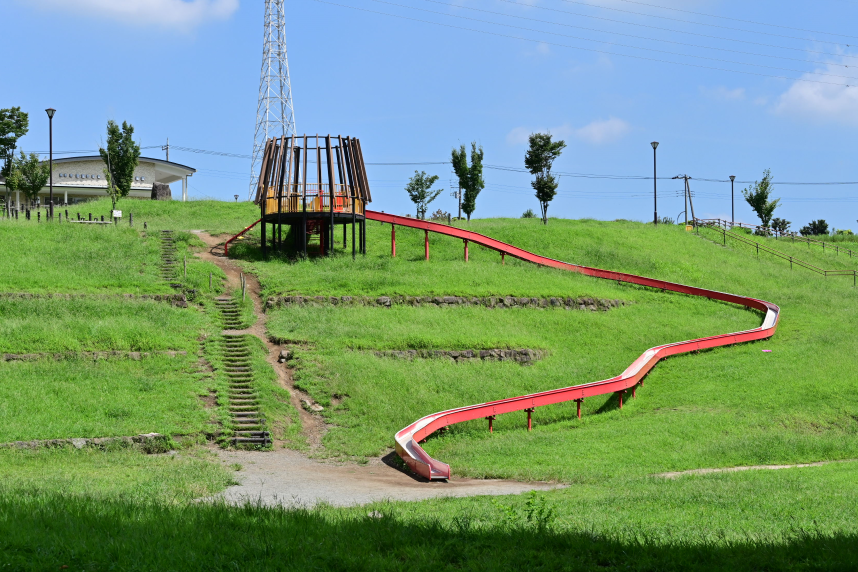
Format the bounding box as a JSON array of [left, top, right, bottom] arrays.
[[311, 0, 858, 87], [364, 0, 858, 80], [414, 0, 855, 69], [613, 0, 858, 41], [557, 0, 855, 47], [495, 0, 858, 62]]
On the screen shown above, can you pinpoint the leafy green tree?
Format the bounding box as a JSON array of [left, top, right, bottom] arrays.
[[771, 217, 791, 236], [451, 142, 485, 222], [524, 133, 566, 224], [0, 107, 29, 180], [405, 171, 443, 219], [99, 120, 141, 209], [742, 169, 779, 233], [3, 157, 22, 210], [800, 219, 829, 236], [16, 151, 49, 206], [521, 208, 536, 219]]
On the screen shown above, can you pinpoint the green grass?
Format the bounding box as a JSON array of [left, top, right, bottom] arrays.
[[1, 461, 857, 570], [68, 197, 260, 235], [0, 221, 170, 294], [0, 356, 215, 442], [0, 297, 215, 353], [706, 226, 858, 272], [3, 208, 857, 569], [268, 299, 761, 462], [0, 446, 235, 504]]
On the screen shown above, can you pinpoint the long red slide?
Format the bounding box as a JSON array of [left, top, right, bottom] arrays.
[[364, 210, 780, 481]]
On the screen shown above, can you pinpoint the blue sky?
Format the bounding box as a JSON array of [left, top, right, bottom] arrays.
[[2, 0, 857, 231]]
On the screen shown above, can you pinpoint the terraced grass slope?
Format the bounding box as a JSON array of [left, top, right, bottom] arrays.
[[2, 211, 857, 570]]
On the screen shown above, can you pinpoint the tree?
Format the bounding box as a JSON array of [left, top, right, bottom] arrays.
[[800, 219, 829, 236], [16, 151, 49, 205], [404, 171, 443, 219], [771, 217, 791, 236], [741, 169, 779, 233], [3, 156, 22, 209], [524, 133, 566, 224], [451, 142, 485, 222], [99, 120, 140, 210], [0, 107, 29, 179]]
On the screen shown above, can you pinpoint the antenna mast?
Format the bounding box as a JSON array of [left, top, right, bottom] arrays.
[[248, 0, 296, 200]]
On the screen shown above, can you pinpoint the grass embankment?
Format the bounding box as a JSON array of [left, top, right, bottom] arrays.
[[66, 197, 259, 235], [0, 297, 215, 353], [704, 226, 858, 272], [0, 355, 215, 442], [255, 219, 858, 482], [0, 447, 235, 503], [268, 299, 759, 464], [0, 222, 169, 294]]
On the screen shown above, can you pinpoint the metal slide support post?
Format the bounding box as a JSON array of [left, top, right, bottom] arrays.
[[575, 399, 582, 419], [633, 385, 637, 399], [391, 224, 396, 257], [425, 230, 429, 260], [525, 408, 534, 431], [261, 195, 267, 259], [617, 391, 624, 409], [501, 251, 505, 265], [464, 239, 469, 262], [326, 136, 336, 256], [487, 416, 495, 433]]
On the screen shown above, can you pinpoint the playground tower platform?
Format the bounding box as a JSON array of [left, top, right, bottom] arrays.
[[253, 134, 371, 257]]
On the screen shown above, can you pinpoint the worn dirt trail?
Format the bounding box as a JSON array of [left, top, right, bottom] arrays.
[[191, 231, 560, 507]]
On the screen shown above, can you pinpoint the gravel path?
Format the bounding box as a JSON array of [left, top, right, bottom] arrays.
[[212, 448, 561, 507]]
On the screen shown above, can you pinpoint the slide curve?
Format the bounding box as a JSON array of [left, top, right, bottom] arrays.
[[364, 210, 780, 481]]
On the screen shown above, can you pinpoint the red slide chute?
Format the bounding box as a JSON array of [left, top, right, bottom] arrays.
[[364, 211, 780, 481]]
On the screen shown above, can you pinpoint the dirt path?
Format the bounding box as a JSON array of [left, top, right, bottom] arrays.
[[191, 231, 561, 506], [655, 459, 856, 479]]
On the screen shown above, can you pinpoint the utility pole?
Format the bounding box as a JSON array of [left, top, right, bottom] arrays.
[[162, 138, 170, 162], [450, 176, 461, 220], [729, 175, 736, 227], [672, 174, 694, 225], [651, 141, 659, 225]]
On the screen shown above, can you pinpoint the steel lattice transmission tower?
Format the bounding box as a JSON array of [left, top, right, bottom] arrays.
[[248, 0, 296, 199]]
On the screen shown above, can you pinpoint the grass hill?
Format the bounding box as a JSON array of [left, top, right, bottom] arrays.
[[1, 203, 856, 570]]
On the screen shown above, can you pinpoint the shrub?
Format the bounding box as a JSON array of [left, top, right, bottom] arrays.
[[521, 209, 536, 219], [800, 220, 828, 236]]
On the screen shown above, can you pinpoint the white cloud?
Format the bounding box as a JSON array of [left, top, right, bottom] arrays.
[[774, 64, 858, 125], [700, 86, 746, 101], [506, 117, 630, 146], [573, 117, 630, 144], [26, 0, 238, 30]]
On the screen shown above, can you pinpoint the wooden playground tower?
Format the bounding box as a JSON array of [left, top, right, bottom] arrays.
[[253, 134, 371, 257]]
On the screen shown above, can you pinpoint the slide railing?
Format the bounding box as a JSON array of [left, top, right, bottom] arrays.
[[224, 218, 262, 257], [364, 210, 780, 481]]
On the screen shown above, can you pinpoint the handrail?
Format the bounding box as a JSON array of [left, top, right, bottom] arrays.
[[224, 218, 262, 257], [695, 220, 857, 285], [696, 218, 856, 258], [364, 210, 780, 481]]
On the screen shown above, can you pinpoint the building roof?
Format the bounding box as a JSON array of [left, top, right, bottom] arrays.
[[49, 155, 196, 173]]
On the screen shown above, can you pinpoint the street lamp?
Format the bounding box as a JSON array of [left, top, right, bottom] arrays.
[[45, 108, 56, 219], [651, 141, 659, 225], [729, 175, 736, 227], [234, 194, 239, 202]]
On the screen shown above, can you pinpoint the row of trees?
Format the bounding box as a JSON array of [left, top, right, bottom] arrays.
[[405, 133, 565, 224], [1, 107, 140, 210]]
